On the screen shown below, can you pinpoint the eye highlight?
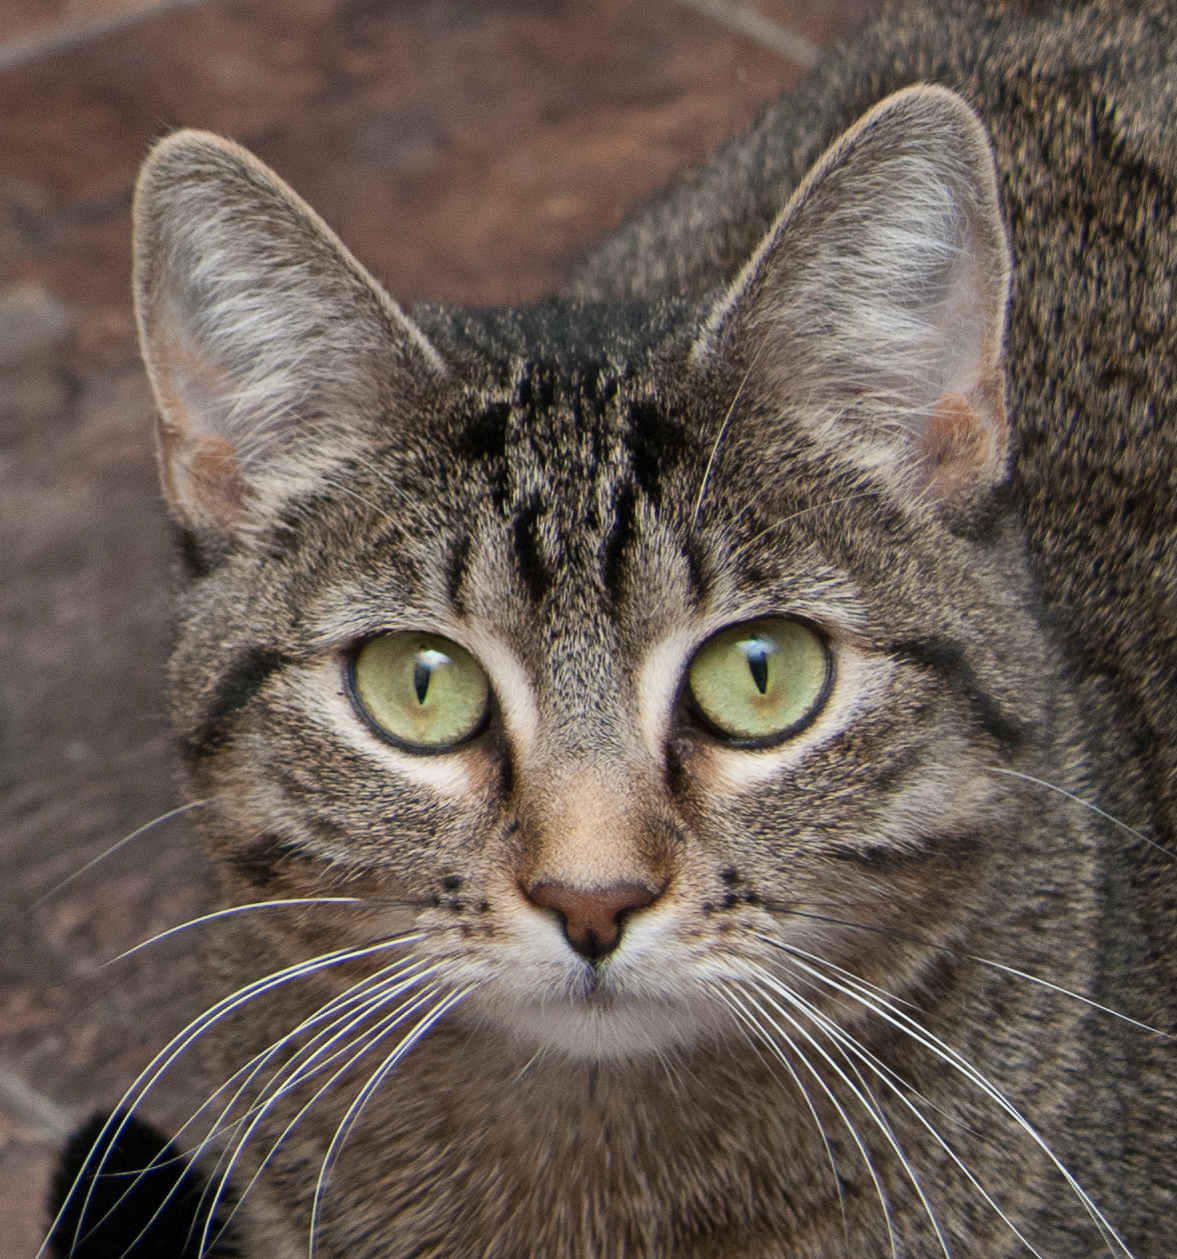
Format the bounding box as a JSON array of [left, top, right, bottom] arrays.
[[687, 617, 831, 747], [349, 632, 490, 752]]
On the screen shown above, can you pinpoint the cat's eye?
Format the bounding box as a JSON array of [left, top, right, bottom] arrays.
[[350, 632, 491, 752], [686, 617, 831, 747]]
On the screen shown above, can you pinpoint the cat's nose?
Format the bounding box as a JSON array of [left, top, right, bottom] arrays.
[[524, 880, 662, 961]]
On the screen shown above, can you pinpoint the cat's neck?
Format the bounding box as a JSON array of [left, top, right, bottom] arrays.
[[309, 1024, 842, 1258]]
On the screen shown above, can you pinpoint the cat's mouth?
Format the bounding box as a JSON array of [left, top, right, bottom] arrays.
[[463, 978, 728, 1060], [438, 903, 739, 1059]]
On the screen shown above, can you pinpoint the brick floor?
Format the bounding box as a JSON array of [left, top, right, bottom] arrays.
[[0, 1, 883, 1252]]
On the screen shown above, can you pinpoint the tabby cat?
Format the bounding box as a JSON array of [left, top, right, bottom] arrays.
[[52, 0, 1177, 1255]]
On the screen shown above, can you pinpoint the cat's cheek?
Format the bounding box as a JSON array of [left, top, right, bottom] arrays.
[[685, 643, 891, 794], [297, 658, 499, 802]]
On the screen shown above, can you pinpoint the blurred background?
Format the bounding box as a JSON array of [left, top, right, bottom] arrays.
[[0, 0, 882, 1251]]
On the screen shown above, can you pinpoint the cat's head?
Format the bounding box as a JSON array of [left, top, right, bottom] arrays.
[[134, 86, 1043, 1061]]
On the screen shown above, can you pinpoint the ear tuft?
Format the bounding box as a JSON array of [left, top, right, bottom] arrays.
[[133, 129, 443, 543], [695, 85, 1011, 515]]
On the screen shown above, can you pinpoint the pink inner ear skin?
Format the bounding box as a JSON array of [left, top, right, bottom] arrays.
[[918, 388, 1006, 504], [175, 431, 249, 528]]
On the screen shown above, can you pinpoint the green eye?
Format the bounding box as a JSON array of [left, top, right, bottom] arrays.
[[687, 618, 831, 746], [351, 632, 490, 751]]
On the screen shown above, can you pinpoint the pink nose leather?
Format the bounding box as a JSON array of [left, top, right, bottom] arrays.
[[525, 880, 662, 961]]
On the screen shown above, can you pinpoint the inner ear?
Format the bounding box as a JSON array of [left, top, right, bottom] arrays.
[[133, 129, 444, 545], [917, 386, 1006, 503], [695, 85, 1012, 515], [150, 308, 251, 527]]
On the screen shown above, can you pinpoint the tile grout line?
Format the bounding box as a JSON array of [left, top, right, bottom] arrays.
[[675, 0, 822, 67], [0, 1065, 75, 1142], [0, 0, 208, 73]]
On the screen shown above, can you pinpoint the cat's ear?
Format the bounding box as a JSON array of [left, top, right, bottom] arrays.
[[694, 85, 1011, 512], [133, 129, 444, 543]]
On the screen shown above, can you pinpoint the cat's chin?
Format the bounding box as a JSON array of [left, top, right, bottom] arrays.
[[457, 986, 728, 1061]]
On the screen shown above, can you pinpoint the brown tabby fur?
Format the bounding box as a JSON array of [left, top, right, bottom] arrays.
[[123, 0, 1177, 1255]]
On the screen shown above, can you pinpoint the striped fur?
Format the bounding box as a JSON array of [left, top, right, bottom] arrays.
[[110, 4, 1177, 1256]]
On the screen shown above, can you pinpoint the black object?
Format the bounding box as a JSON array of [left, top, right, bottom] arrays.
[[46, 1112, 240, 1258]]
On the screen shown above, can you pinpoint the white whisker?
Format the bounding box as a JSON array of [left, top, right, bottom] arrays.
[[307, 987, 471, 1256], [762, 941, 1134, 1257], [731, 977, 951, 1259], [751, 959, 1044, 1258], [42, 934, 424, 1259], [754, 921, 1169, 1039], [30, 799, 212, 909], [107, 898, 368, 965], [713, 982, 851, 1243], [691, 354, 757, 529], [188, 957, 435, 1165], [984, 766, 1177, 861], [727, 491, 881, 563], [204, 980, 448, 1255], [712, 982, 902, 1259], [175, 959, 437, 1251]]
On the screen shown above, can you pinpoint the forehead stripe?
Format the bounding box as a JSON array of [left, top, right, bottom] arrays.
[[513, 493, 551, 604]]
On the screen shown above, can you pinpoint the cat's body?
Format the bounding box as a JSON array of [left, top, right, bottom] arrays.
[[84, 1, 1177, 1256]]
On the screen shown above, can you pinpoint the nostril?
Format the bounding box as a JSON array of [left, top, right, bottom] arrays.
[[525, 880, 663, 961]]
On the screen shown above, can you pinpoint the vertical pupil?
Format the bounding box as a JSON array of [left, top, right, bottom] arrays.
[[412, 657, 431, 705], [412, 648, 449, 705], [743, 637, 771, 695]]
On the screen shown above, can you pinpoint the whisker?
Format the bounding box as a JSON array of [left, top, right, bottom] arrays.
[[29, 799, 212, 910], [209, 964, 439, 1138], [204, 980, 448, 1255], [107, 898, 379, 965], [984, 766, 1177, 861], [172, 955, 434, 1179], [753, 916, 1171, 1040], [68, 958, 431, 1257], [763, 941, 1134, 1258], [712, 983, 851, 1245], [509, 1047, 545, 1085], [42, 935, 424, 1259], [712, 983, 902, 1259], [750, 960, 1043, 1258], [690, 352, 758, 530], [176, 959, 438, 1251], [307, 987, 471, 1256], [727, 491, 882, 563], [188, 957, 436, 1166], [730, 978, 951, 1259], [740, 982, 951, 1259], [109, 889, 436, 970]]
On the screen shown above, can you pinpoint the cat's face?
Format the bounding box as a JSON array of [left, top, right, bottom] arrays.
[[139, 86, 1036, 1063]]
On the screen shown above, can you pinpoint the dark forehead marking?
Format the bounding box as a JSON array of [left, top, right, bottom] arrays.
[[505, 358, 618, 606], [445, 533, 473, 611], [601, 483, 637, 605], [456, 399, 511, 462], [681, 535, 710, 608], [512, 493, 550, 604], [416, 289, 710, 613], [626, 396, 689, 512], [516, 359, 561, 411]]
